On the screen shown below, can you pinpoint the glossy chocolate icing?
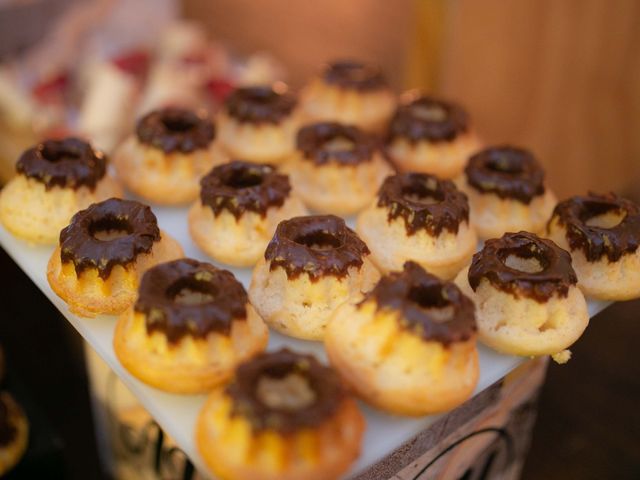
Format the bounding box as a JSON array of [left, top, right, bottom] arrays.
[[134, 259, 247, 343], [264, 215, 369, 281], [465, 146, 546, 204], [364, 261, 476, 345], [0, 394, 17, 446], [200, 160, 290, 219], [226, 349, 345, 433], [468, 231, 577, 302], [296, 122, 377, 165], [59, 198, 160, 280], [136, 107, 215, 154], [16, 137, 106, 191], [550, 192, 640, 263], [224, 86, 297, 124], [322, 60, 388, 91], [388, 96, 469, 143], [378, 172, 470, 236]]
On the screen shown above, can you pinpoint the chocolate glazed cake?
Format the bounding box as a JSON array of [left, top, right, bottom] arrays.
[[136, 107, 215, 154], [468, 232, 577, 302], [224, 86, 297, 124], [296, 122, 378, 166], [465, 146, 546, 204], [377, 172, 470, 236], [264, 215, 370, 282], [199, 161, 291, 219], [134, 259, 248, 343], [365, 261, 476, 345], [322, 60, 388, 91], [17, 138, 106, 190], [550, 192, 640, 262], [226, 349, 345, 433], [59, 198, 160, 279], [387, 96, 469, 144]]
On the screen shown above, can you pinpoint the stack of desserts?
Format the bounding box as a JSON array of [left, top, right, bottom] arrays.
[[0, 57, 638, 480], [0, 20, 282, 183]]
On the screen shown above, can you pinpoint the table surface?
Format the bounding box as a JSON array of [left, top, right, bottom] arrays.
[[0, 204, 610, 479]]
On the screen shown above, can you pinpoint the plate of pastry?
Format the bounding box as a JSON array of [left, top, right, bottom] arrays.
[[1, 59, 634, 480]]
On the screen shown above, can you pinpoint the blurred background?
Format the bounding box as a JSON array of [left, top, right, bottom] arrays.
[[0, 0, 638, 479], [1, 0, 638, 199], [189, 0, 640, 203]]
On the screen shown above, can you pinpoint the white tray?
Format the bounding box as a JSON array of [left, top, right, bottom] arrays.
[[0, 205, 610, 479]]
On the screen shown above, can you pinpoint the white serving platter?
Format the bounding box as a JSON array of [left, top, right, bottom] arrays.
[[0, 204, 610, 479]]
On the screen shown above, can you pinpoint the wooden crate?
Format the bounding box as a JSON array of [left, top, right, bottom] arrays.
[[363, 358, 548, 480], [93, 354, 547, 480]]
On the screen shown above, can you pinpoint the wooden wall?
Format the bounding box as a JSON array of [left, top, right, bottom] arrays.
[[437, 0, 640, 199], [183, 0, 414, 89], [185, 0, 640, 199]]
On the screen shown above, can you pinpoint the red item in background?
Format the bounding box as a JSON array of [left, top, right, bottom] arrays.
[[37, 125, 75, 141], [205, 78, 234, 103], [31, 73, 69, 104], [112, 50, 150, 79], [180, 52, 208, 66]]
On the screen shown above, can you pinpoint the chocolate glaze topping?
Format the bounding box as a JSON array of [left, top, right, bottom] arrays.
[[465, 146, 546, 204], [60, 198, 160, 280], [16, 137, 106, 190], [550, 192, 640, 262], [224, 86, 297, 124], [134, 259, 247, 343], [322, 60, 388, 91], [264, 215, 369, 281], [226, 349, 345, 433], [378, 173, 470, 236], [136, 107, 214, 154], [0, 394, 17, 446], [296, 122, 378, 165], [468, 232, 577, 302], [364, 262, 476, 345], [388, 96, 469, 143], [200, 160, 290, 219]]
